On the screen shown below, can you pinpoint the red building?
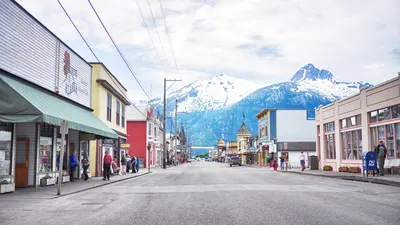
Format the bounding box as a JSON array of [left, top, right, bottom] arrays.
[[126, 121, 147, 167]]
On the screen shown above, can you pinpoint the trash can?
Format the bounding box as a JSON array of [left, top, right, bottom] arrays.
[[362, 152, 377, 177], [308, 155, 318, 170]]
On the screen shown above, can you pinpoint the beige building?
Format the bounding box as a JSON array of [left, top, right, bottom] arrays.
[[237, 123, 251, 165], [315, 75, 400, 171]]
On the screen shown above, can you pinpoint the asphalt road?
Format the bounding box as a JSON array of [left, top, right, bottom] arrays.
[[1, 162, 400, 225]]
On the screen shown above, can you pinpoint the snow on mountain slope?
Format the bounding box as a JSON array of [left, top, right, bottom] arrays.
[[163, 74, 266, 112]]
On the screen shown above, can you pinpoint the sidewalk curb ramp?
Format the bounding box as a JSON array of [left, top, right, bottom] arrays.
[[54, 172, 151, 198], [279, 170, 400, 187]]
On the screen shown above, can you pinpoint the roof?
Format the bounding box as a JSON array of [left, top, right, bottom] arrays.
[[237, 122, 251, 136], [0, 72, 118, 139], [255, 109, 269, 119], [218, 138, 225, 145]]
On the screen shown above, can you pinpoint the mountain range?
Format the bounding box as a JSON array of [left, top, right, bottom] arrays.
[[146, 63, 372, 146]]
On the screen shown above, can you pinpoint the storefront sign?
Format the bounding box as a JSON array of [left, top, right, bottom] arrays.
[[120, 143, 130, 148]]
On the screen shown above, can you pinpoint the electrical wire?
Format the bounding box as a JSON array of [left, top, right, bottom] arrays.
[[87, 0, 152, 102], [147, 0, 171, 71], [158, 0, 179, 71], [57, 0, 148, 118]]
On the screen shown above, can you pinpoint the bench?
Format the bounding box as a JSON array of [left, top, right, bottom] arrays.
[[384, 159, 400, 174]]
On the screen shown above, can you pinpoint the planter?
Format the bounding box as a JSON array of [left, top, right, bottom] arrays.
[[62, 175, 70, 183], [0, 183, 15, 194], [348, 167, 361, 173], [40, 177, 56, 187], [338, 167, 348, 172], [323, 165, 333, 171]]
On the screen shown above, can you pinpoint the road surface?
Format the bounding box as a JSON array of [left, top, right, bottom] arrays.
[[1, 162, 400, 225]]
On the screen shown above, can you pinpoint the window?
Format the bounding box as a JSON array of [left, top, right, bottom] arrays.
[[107, 93, 112, 122], [386, 124, 394, 159], [356, 115, 361, 125], [342, 115, 361, 129], [0, 122, 12, 179], [342, 129, 362, 160], [148, 124, 152, 136], [392, 105, 400, 118], [154, 127, 157, 137], [116, 100, 120, 126], [348, 116, 356, 127], [370, 111, 378, 123], [396, 123, 400, 159], [341, 119, 347, 129], [378, 108, 391, 121], [341, 133, 346, 159], [325, 134, 336, 159], [325, 122, 335, 132], [371, 127, 378, 150], [121, 105, 125, 128], [39, 124, 53, 172]]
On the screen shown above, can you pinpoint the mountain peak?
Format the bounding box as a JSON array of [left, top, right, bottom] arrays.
[[290, 63, 334, 83]]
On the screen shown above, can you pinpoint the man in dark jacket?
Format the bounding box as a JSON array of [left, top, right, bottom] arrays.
[[374, 140, 387, 176], [69, 152, 78, 182]]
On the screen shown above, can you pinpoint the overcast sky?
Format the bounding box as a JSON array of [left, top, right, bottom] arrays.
[[16, 0, 400, 101]]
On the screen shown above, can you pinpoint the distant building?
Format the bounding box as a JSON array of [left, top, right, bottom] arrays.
[[237, 123, 251, 165]]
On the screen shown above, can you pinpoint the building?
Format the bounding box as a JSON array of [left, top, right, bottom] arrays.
[[126, 105, 163, 168], [89, 63, 130, 177], [237, 123, 251, 165], [316, 75, 400, 171], [256, 109, 316, 167], [0, 0, 117, 193], [178, 125, 187, 163]]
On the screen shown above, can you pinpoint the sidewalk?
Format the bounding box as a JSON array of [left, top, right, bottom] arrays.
[[279, 169, 400, 187], [0, 170, 151, 200]]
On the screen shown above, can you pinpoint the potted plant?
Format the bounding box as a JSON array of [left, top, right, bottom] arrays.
[[40, 173, 56, 187], [348, 166, 361, 173], [323, 165, 333, 171], [0, 179, 15, 194], [338, 166, 348, 172], [62, 171, 70, 183]]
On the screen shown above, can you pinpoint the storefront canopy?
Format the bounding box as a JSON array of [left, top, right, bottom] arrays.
[[0, 73, 118, 139]]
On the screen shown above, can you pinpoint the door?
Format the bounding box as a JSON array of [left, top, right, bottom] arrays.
[[15, 138, 29, 188]]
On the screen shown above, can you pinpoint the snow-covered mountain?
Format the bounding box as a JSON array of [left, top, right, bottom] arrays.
[[148, 74, 266, 112], [147, 64, 372, 146]]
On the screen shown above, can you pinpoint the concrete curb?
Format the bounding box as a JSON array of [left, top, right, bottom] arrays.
[[279, 170, 400, 187], [54, 172, 152, 199]]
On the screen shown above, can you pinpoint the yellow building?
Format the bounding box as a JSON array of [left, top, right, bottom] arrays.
[[236, 123, 251, 164], [89, 63, 130, 176]]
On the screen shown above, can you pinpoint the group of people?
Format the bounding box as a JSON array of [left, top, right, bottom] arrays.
[[103, 152, 140, 181], [265, 151, 306, 172]]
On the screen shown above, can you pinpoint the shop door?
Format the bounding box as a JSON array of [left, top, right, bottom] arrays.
[[15, 138, 29, 188]]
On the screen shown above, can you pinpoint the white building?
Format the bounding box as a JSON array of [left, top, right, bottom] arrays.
[[316, 75, 400, 171], [256, 109, 316, 167]]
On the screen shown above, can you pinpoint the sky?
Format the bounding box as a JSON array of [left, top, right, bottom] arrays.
[[15, 0, 400, 102]]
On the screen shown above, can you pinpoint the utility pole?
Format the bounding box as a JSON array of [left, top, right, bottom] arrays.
[[175, 98, 178, 165], [57, 120, 68, 195], [163, 78, 182, 169]]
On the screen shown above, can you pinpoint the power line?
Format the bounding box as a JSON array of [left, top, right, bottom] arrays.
[[135, 0, 170, 75], [87, 0, 152, 102], [147, 0, 171, 71], [57, 0, 148, 118], [158, 0, 179, 71]]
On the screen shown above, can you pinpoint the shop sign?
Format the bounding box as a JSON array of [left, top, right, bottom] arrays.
[[120, 143, 130, 148], [103, 139, 115, 147]]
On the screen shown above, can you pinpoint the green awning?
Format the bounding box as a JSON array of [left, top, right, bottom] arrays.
[[0, 72, 118, 139]]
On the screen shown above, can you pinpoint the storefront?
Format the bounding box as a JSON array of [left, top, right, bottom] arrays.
[[0, 0, 117, 193], [316, 75, 400, 171]]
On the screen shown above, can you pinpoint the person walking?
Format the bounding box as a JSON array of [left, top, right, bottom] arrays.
[[69, 152, 78, 182], [81, 153, 90, 181], [121, 154, 127, 175], [279, 155, 285, 171], [103, 151, 112, 181], [374, 140, 387, 176], [131, 154, 137, 173], [299, 151, 306, 171], [136, 157, 140, 173]]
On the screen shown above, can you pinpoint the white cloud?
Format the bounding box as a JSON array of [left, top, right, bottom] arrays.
[[15, 0, 400, 100]]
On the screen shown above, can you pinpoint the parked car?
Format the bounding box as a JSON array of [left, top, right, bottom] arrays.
[[229, 156, 241, 167]]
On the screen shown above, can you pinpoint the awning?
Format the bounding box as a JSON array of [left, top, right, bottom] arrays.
[[0, 73, 118, 139]]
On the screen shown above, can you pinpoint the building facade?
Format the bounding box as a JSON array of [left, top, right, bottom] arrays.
[[89, 63, 130, 176], [316, 75, 400, 171], [256, 109, 316, 167], [236, 123, 251, 165], [0, 0, 117, 193], [126, 105, 163, 168]]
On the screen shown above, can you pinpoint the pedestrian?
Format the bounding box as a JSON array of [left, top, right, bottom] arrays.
[[374, 140, 387, 176], [103, 150, 112, 181], [265, 156, 269, 167], [284, 153, 288, 171], [273, 157, 278, 171], [136, 157, 140, 172], [69, 151, 78, 182], [121, 154, 127, 175], [279, 155, 285, 170], [131, 154, 137, 173], [125, 154, 130, 173], [81, 153, 90, 181], [299, 151, 306, 171]]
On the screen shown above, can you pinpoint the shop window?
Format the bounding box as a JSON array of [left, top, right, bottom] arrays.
[[356, 115, 361, 125], [116, 100, 120, 126], [325, 134, 336, 159], [351, 130, 358, 160], [121, 105, 125, 128], [0, 122, 12, 178], [378, 125, 385, 143], [370, 127, 378, 151], [341, 133, 346, 159], [39, 124, 53, 172], [325, 122, 335, 132], [154, 127, 157, 138], [378, 108, 391, 121], [148, 124, 152, 136], [348, 117, 356, 127], [358, 130, 362, 158], [370, 111, 378, 123], [392, 105, 400, 118], [107, 93, 112, 122], [342, 129, 362, 160], [386, 124, 395, 159], [346, 132, 351, 159]]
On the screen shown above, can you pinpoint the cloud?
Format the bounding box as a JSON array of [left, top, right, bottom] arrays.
[[15, 0, 400, 100]]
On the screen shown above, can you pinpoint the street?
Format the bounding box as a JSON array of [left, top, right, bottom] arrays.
[[1, 162, 400, 225]]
